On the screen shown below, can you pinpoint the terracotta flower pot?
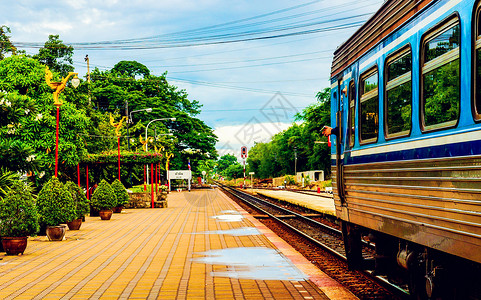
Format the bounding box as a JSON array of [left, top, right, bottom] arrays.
[[112, 206, 123, 213], [67, 218, 82, 230], [99, 209, 113, 220], [46, 225, 66, 241], [2, 236, 28, 255]]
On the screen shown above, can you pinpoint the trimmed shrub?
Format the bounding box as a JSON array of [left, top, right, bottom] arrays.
[[37, 177, 76, 226], [0, 181, 39, 237], [91, 179, 116, 210], [65, 181, 89, 220], [285, 175, 296, 185], [111, 179, 129, 207]]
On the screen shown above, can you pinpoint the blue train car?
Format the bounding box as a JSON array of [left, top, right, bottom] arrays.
[[330, 0, 481, 298]]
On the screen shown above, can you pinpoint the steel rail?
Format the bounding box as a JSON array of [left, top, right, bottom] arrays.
[[218, 183, 410, 299]]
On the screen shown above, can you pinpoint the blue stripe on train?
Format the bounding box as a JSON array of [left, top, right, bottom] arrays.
[[331, 139, 481, 166]]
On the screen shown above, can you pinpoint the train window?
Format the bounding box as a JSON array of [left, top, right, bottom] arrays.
[[359, 69, 378, 143], [385, 49, 412, 138], [348, 81, 356, 147], [475, 5, 481, 120], [421, 18, 460, 130]]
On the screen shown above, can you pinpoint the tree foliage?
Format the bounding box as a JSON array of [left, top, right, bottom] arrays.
[[0, 25, 17, 60], [33, 35, 74, 76], [0, 31, 218, 190], [112, 61, 150, 78]]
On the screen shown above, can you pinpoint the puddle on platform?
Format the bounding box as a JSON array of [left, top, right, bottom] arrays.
[[192, 247, 307, 281], [211, 214, 244, 222], [220, 210, 241, 215], [196, 227, 261, 236], [212, 210, 244, 222]]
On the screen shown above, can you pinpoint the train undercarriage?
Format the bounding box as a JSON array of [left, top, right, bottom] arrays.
[[342, 221, 481, 300]]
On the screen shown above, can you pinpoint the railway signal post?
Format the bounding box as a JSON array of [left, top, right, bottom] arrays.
[[241, 146, 247, 189]]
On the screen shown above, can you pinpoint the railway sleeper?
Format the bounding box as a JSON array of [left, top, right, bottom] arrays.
[[343, 221, 481, 299]]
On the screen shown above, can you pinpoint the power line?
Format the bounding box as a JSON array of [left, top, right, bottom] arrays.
[[201, 107, 308, 112], [14, 12, 371, 50], [167, 77, 315, 97], [166, 54, 334, 73], [154, 49, 334, 68]]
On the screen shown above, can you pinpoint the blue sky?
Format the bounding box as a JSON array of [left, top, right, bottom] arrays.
[[1, 0, 383, 157]]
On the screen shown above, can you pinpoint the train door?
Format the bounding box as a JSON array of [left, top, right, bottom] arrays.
[[339, 78, 364, 270], [336, 78, 346, 206]]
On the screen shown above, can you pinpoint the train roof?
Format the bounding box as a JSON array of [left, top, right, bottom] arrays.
[[331, 0, 435, 78]]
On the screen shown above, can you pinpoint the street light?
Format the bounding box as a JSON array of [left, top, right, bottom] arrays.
[[129, 107, 153, 124], [45, 67, 80, 177], [145, 118, 176, 153], [127, 107, 153, 151], [145, 117, 176, 208], [125, 106, 152, 187]]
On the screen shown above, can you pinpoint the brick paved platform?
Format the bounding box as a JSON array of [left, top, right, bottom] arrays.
[[0, 189, 356, 299]]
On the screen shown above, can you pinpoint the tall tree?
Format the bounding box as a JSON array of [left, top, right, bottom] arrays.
[[216, 154, 238, 175], [33, 35, 74, 76], [88, 64, 217, 179], [0, 25, 17, 60], [112, 61, 150, 78]]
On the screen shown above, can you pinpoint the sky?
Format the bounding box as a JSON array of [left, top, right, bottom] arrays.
[[0, 0, 384, 158]]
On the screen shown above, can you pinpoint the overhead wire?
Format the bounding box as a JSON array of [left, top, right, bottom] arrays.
[[166, 77, 315, 97], [13, 0, 376, 50]]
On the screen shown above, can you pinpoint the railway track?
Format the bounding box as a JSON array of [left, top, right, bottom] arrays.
[[219, 184, 410, 300]]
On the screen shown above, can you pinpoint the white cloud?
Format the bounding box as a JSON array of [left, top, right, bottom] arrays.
[[214, 121, 294, 159]]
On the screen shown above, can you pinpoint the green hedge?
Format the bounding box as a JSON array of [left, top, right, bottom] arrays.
[[37, 177, 76, 226], [0, 181, 39, 237], [111, 179, 129, 207], [91, 179, 117, 210], [65, 181, 90, 219]]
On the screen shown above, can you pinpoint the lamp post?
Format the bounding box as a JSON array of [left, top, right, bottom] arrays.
[[145, 117, 176, 207], [125, 106, 152, 187], [145, 118, 176, 153], [127, 107, 152, 151], [45, 67, 80, 177]]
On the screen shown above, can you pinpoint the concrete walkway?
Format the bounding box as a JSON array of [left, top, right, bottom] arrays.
[[252, 190, 336, 215], [0, 189, 355, 299]]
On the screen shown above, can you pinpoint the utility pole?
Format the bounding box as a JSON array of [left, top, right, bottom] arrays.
[[85, 55, 91, 106], [85, 55, 90, 83]]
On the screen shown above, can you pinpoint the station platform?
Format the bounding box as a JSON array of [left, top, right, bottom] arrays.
[[251, 189, 336, 216], [0, 189, 355, 299]]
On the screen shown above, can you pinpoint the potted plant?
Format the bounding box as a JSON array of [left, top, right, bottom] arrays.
[[37, 177, 76, 241], [111, 179, 128, 213], [65, 181, 89, 230], [0, 181, 39, 255], [91, 179, 116, 220]]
